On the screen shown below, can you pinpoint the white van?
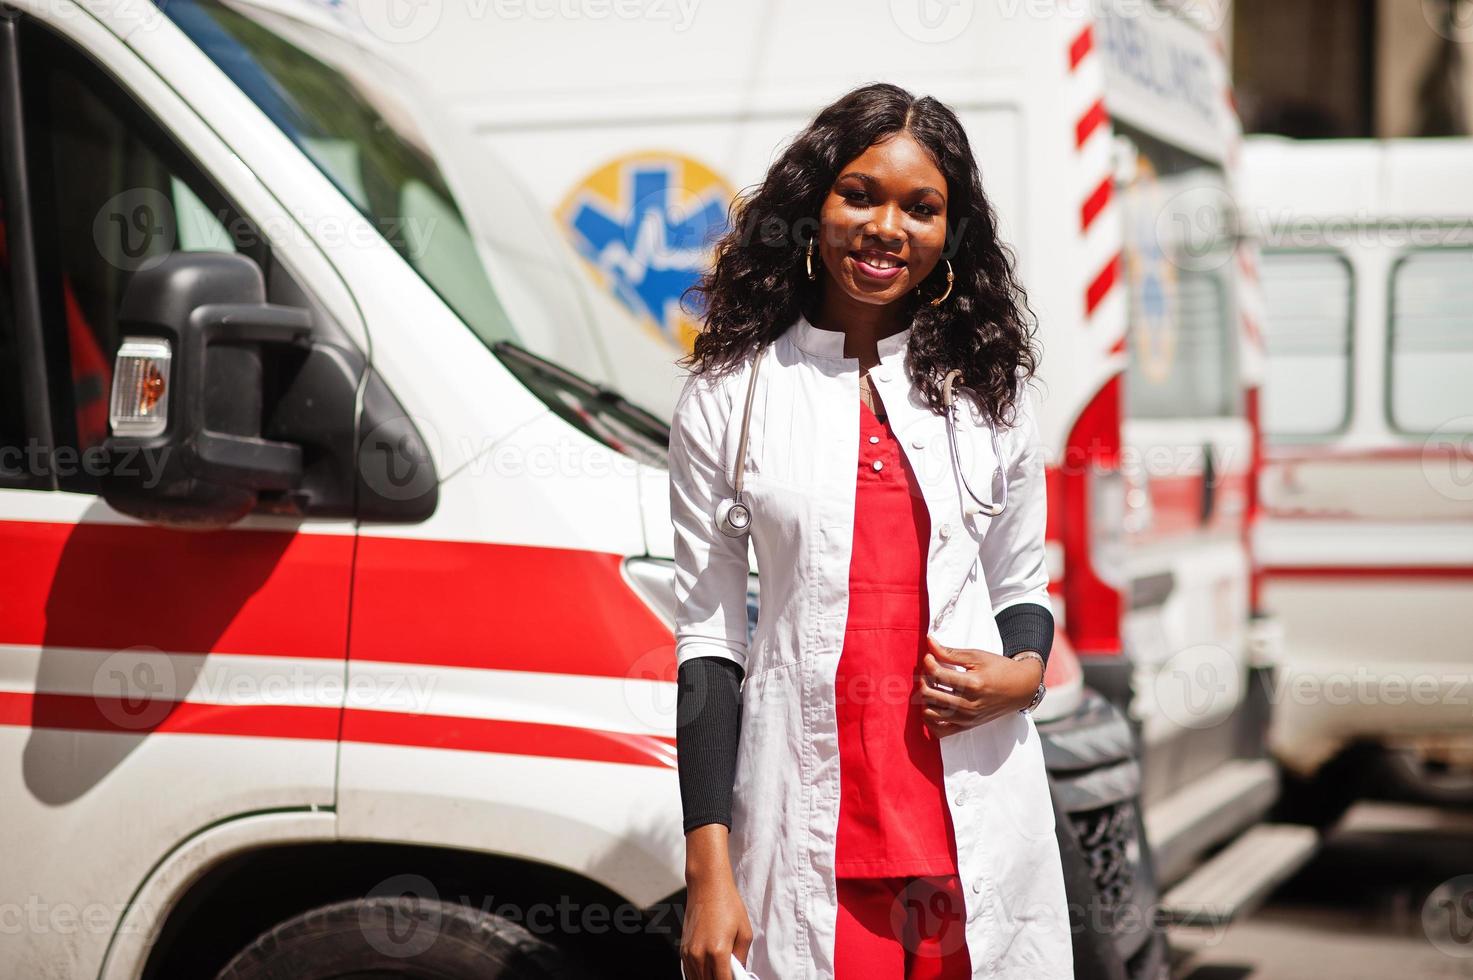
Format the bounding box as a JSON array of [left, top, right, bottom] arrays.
[[0, 1, 686, 977], [1241, 135, 1473, 821]]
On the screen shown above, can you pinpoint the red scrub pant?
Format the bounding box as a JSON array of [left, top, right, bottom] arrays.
[[834, 873, 972, 979]]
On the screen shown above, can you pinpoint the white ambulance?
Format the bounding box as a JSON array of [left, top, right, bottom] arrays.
[[0, 3, 1293, 980], [1241, 134, 1473, 823]]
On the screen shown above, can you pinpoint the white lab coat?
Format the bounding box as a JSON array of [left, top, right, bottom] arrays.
[[669, 312, 1072, 979]]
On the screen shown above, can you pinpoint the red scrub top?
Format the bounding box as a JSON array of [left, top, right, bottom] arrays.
[[833, 396, 960, 879]]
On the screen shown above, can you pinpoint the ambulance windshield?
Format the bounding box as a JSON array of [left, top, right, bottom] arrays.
[[159, 0, 519, 349], [159, 0, 672, 457]]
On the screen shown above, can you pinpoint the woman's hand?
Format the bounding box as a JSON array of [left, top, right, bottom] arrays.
[[682, 824, 753, 980], [918, 634, 1043, 737]]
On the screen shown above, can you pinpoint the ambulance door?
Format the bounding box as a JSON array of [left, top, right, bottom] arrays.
[[1113, 121, 1256, 776], [0, 11, 359, 977]]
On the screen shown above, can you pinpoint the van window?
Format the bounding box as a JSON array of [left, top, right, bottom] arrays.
[[1115, 121, 1239, 420], [1259, 251, 1354, 438], [0, 183, 30, 484], [18, 18, 255, 492], [1125, 269, 1236, 419], [160, 0, 518, 350], [1389, 249, 1473, 433]]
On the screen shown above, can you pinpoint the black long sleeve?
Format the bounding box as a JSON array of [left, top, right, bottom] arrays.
[[676, 655, 744, 834], [996, 601, 1054, 667]]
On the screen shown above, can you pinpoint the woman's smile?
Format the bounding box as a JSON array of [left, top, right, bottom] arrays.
[[848, 249, 908, 283]]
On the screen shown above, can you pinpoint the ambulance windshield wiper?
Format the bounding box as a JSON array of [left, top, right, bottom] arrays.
[[490, 340, 670, 466]]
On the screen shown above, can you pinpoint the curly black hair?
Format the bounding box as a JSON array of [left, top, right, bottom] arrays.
[[678, 81, 1041, 428]]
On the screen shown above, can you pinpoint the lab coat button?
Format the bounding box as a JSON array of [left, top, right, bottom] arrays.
[[953, 791, 967, 806], [939, 523, 952, 540], [877, 370, 891, 382], [971, 879, 983, 894], [911, 436, 926, 449]]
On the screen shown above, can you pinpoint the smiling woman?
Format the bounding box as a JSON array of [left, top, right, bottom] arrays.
[[671, 82, 1066, 980]]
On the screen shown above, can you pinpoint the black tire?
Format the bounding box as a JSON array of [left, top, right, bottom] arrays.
[[1042, 689, 1169, 980], [214, 895, 591, 980], [1052, 779, 1128, 980]]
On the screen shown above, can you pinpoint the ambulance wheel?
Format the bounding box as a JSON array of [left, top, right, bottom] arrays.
[[214, 895, 592, 980]]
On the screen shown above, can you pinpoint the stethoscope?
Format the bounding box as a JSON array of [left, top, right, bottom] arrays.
[[715, 343, 1009, 538]]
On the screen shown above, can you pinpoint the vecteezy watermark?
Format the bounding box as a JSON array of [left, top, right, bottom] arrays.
[[1148, 643, 1243, 730], [361, 875, 445, 958], [359, 875, 681, 949], [1422, 0, 1473, 42], [92, 192, 442, 272], [0, 894, 165, 937], [990, 0, 1230, 31], [93, 646, 178, 732], [93, 189, 178, 274], [0, 441, 173, 488], [90, 646, 438, 733], [1422, 416, 1473, 503], [1253, 207, 1473, 251], [1423, 874, 1473, 957], [890, 0, 975, 44], [358, 414, 663, 502], [1155, 184, 1239, 273], [346, 0, 702, 45], [357, 413, 441, 504]]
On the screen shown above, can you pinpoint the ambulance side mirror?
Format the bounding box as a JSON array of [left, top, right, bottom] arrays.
[[100, 252, 312, 528]]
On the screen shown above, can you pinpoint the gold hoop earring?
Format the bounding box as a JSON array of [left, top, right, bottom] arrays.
[[805, 238, 817, 281], [925, 259, 955, 307]]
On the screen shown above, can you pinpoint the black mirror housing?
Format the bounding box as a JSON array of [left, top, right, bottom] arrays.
[[101, 252, 311, 528]]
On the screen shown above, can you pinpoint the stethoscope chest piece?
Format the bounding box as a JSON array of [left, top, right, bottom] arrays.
[[716, 495, 753, 538]]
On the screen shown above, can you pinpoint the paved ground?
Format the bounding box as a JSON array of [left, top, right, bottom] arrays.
[[1168, 802, 1473, 980]]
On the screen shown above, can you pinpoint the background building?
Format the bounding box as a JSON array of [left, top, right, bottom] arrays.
[[1232, 0, 1473, 137]]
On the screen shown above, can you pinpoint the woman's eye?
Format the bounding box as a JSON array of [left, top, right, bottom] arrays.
[[911, 205, 937, 216], [842, 191, 868, 204]]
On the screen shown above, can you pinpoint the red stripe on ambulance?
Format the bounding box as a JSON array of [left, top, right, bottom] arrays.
[[1085, 251, 1122, 317], [1067, 25, 1094, 70], [1075, 97, 1108, 148]]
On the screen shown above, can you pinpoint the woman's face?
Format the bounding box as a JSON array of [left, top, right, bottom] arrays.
[[816, 131, 950, 308]]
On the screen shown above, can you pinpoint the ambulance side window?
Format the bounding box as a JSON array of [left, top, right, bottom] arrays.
[[1259, 250, 1354, 439], [18, 18, 260, 493], [0, 179, 28, 484], [1388, 248, 1473, 434]]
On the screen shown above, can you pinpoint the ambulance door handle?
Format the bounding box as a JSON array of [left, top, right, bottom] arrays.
[[1200, 440, 1216, 525]]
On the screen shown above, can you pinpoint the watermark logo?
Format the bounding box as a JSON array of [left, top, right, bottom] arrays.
[[92, 645, 177, 732], [1422, 0, 1473, 42], [362, 875, 444, 957], [1421, 416, 1473, 503], [1423, 874, 1473, 957], [358, 413, 440, 503], [890, 0, 974, 43], [1150, 643, 1241, 730], [93, 189, 176, 274], [352, 0, 445, 44]]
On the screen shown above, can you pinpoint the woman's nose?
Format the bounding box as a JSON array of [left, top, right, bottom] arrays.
[[866, 204, 906, 242]]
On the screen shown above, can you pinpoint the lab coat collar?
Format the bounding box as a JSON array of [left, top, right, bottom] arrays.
[[787, 311, 913, 363]]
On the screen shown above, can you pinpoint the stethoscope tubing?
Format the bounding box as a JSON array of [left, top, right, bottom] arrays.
[[715, 343, 1007, 538]]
